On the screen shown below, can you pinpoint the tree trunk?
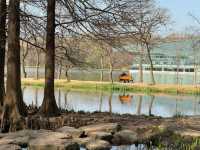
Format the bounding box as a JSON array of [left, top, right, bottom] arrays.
[[65, 67, 71, 82], [21, 42, 28, 78], [194, 65, 197, 85], [36, 50, 40, 80], [0, 0, 6, 106], [146, 44, 155, 85], [1, 0, 27, 132], [57, 61, 62, 79], [176, 50, 180, 85], [22, 61, 27, 78], [22, 55, 27, 79], [100, 56, 104, 82], [109, 59, 113, 83], [39, 0, 60, 117], [193, 56, 197, 85], [139, 44, 143, 83]]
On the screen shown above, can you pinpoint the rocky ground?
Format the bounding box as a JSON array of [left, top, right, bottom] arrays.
[[1, 112, 200, 150]]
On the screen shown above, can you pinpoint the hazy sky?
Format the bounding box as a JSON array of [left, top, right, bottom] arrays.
[[157, 0, 200, 34]]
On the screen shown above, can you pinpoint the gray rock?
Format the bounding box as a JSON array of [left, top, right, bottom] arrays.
[[0, 144, 21, 150], [74, 137, 93, 147], [0, 130, 33, 146], [29, 140, 79, 150], [174, 129, 200, 138], [56, 126, 84, 138], [86, 140, 111, 150], [88, 132, 113, 142], [112, 130, 138, 145], [79, 123, 121, 135], [29, 131, 78, 150]]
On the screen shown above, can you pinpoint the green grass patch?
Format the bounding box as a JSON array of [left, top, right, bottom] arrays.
[[21, 79, 200, 95]]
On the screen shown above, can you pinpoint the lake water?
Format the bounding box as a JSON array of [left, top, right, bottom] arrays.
[[23, 87, 200, 118], [80, 145, 154, 150]]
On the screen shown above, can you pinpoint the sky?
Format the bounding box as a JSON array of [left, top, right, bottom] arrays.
[[156, 0, 200, 35]]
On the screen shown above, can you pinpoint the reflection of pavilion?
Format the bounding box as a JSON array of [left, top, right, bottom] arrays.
[[119, 95, 132, 104]]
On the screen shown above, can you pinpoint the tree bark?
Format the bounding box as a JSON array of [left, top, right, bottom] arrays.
[[21, 42, 28, 78], [0, 0, 6, 106], [65, 67, 71, 82], [1, 0, 27, 132], [36, 49, 40, 80], [100, 56, 104, 82], [39, 0, 60, 117], [146, 44, 155, 85], [109, 58, 113, 83], [57, 61, 62, 79], [139, 44, 143, 83], [194, 64, 197, 85], [176, 50, 180, 85]]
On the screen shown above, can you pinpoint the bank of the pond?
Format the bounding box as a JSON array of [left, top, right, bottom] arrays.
[[21, 78, 200, 95], [1, 111, 200, 150]]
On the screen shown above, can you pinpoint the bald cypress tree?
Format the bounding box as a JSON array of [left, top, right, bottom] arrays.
[[0, 0, 6, 106], [1, 0, 27, 132], [39, 0, 60, 117]]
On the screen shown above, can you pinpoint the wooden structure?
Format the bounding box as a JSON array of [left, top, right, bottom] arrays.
[[119, 72, 133, 83]]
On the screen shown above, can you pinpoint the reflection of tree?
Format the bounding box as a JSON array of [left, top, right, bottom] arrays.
[[137, 96, 142, 115], [64, 90, 70, 110], [57, 89, 61, 109], [22, 87, 26, 97], [149, 95, 155, 116], [34, 88, 38, 107], [99, 90, 103, 112], [194, 96, 198, 115], [109, 90, 113, 114]]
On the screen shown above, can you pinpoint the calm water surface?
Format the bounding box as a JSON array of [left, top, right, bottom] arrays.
[[23, 67, 200, 84], [23, 87, 200, 118]]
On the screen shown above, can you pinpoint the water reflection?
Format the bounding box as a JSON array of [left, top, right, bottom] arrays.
[[23, 87, 200, 118], [80, 145, 157, 150], [109, 91, 113, 114], [119, 95, 132, 104], [149, 96, 155, 116]]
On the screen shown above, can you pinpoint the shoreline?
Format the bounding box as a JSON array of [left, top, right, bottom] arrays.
[[21, 78, 200, 95], [1, 111, 200, 149]]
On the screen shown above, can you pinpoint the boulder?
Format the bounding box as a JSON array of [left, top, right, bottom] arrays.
[[29, 131, 78, 150], [0, 144, 21, 150], [174, 129, 200, 138], [74, 137, 93, 147], [56, 126, 84, 138], [79, 123, 121, 135], [88, 132, 113, 142], [112, 130, 137, 145], [29, 140, 79, 150], [86, 140, 111, 150], [0, 130, 33, 146]]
